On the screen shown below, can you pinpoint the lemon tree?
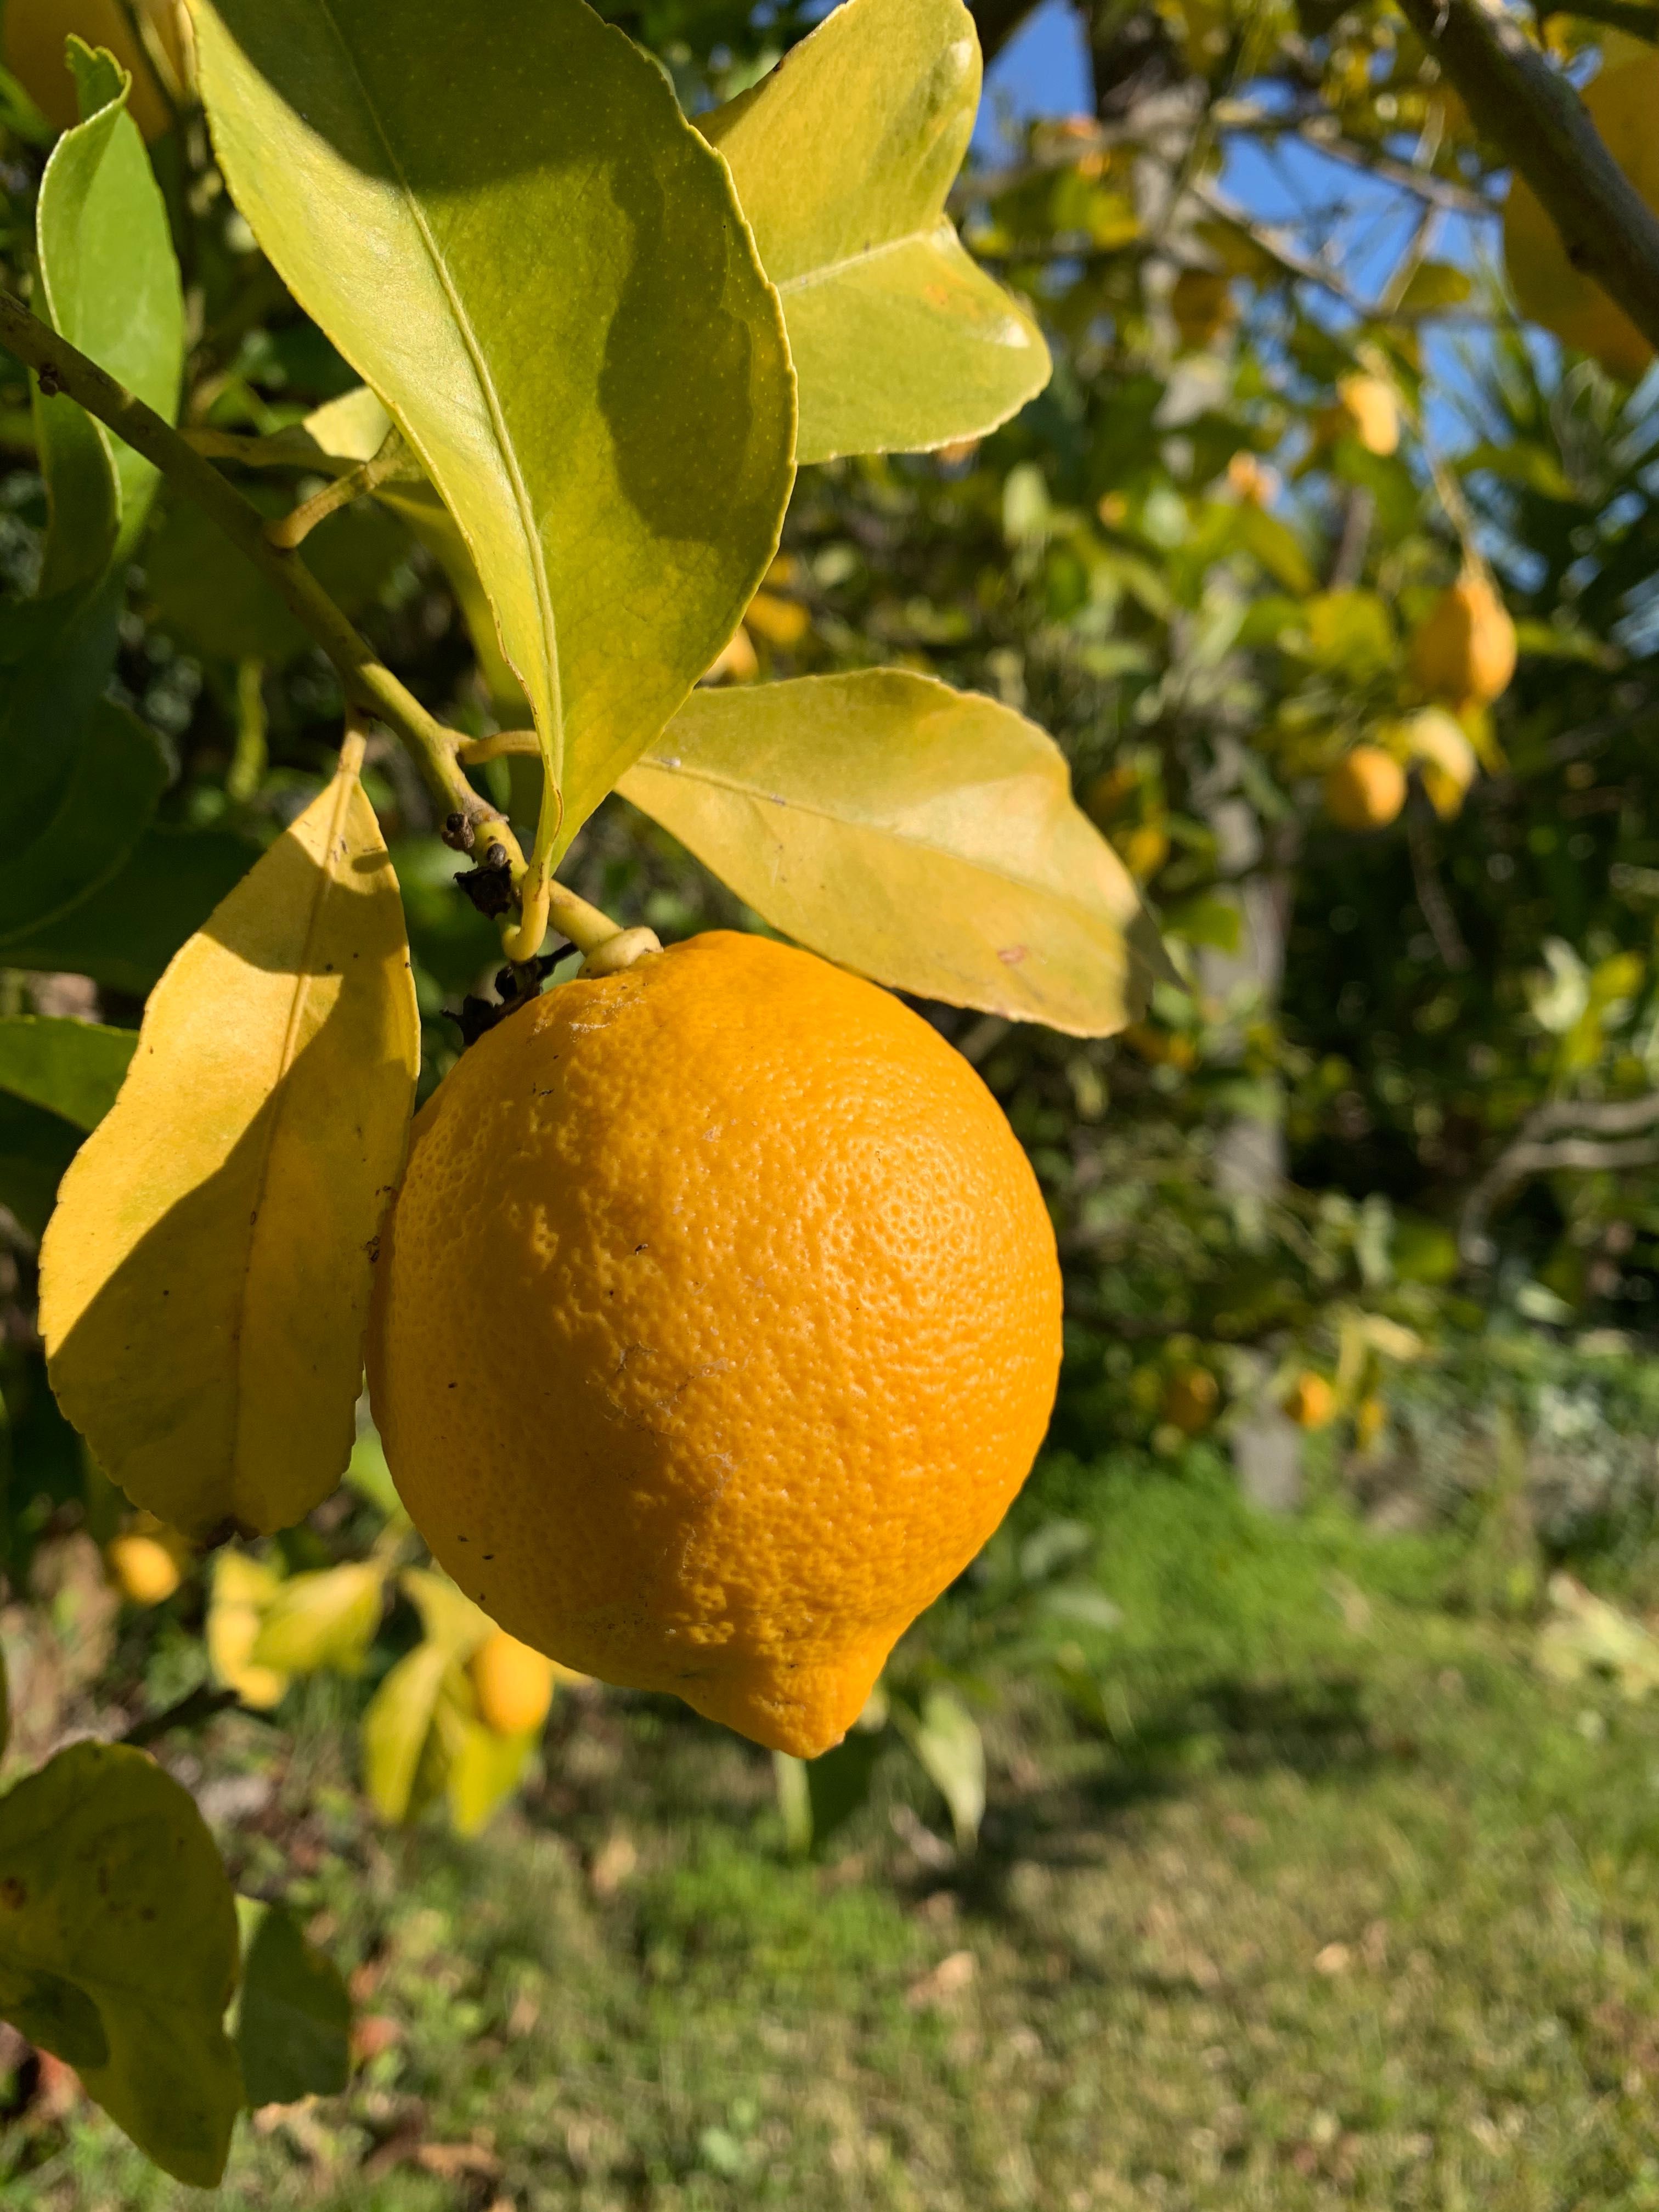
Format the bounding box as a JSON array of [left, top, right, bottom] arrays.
[[1, 0, 1658, 2178]]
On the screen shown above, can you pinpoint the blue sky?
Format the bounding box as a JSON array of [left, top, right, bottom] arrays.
[[977, 0, 1090, 144], [976, 1, 1503, 444]]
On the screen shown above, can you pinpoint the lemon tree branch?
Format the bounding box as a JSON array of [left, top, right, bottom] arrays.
[[1393, 0, 1659, 358], [0, 287, 521, 862]]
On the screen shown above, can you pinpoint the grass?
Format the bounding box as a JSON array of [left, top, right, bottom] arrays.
[[13, 1452, 1659, 2209]]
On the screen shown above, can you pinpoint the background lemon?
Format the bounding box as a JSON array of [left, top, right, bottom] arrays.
[[106, 1531, 180, 1606], [368, 932, 1062, 1759], [469, 1629, 557, 1738], [1324, 746, 1406, 832], [1409, 577, 1517, 709]]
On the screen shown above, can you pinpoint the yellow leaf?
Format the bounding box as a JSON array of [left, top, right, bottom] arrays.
[[361, 1641, 448, 1824], [620, 670, 1173, 1035], [39, 752, 420, 1537], [249, 1561, 386, 1675], [445, 1718, 535, 1838], [399, 1566, 494, 1663], [206, 1549, 288, 1710], [699, 0, 1049, 462]]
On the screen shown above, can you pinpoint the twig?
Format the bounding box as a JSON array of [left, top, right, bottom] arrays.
[[121, 1683, 243, 1747], [1460, 1093, 1659, 1261], [458, 730, 540, 764], [1406, 804, 1472, 972], [1282, 118, 1498, 220], [1328, 487, 1375, 589], [264, 433, 420, 552], [1189, 176, 1372, 314], [0, 289, 521, 866], [1394, 0, 1659, 360]]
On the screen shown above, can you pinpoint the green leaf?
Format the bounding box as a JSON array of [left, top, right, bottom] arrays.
[[0, 1091, 81, 1239], [35, 35, 183, 578], [0, 701, 170, 945], [1396, 261, 1472, 315], [362, 1640, 448, 1823], [248, 1562, 386, 1675], [804, 1730, 884, 1855], [0, 44, 182, 864], [772, 1752, 812, 1856], [1284, 589, 1396, 681], [235, 1900, 351, 2109], [1232, 506, 1316, 597], [0, 825, 259, 995], [191, 0, 794, 865], [145, 485, 408, 666], [1161, 894, 1242, 956], [0, 1741, 241, 2185], [893, 1686, 984, 1850], [701, 0, 1049, 462], [0, 1016, 136, 1131], [621, 670, 1173, 1036]]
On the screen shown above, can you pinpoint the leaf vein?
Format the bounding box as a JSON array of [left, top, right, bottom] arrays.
[[308, 0, 562, 777]]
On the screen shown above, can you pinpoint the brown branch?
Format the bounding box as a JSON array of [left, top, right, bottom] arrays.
[[0, 287, 518, 860], [1460, 1093, 1659, 1262], [1538, 0, 1659, 41], [1282, 116, 1499, 220], [1406, 806, 1472, 973], [972, 0, 1045, 64], [121, 1684, 243, 1747], [1393, 0, 1659, 359]]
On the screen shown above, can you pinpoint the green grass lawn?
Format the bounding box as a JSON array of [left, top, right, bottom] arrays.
[[13, 1455, 1659, 2209]]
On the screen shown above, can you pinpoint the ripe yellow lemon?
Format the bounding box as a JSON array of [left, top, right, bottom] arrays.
[[469, 1629, 558, 1737], [1324, 746, 1406, 832], [1409, 576, 1516, 709], [367, 932, 1062, 1759], [106, 1531, 180, 1606], [1285, 1372, 1335, 1430], [1504, 44, 1659, 382], [4, 0, 187, 140]]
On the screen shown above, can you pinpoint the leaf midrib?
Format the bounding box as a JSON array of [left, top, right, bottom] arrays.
[[308, 0, 562, 775], [630, 749, 1133, 928], [229, 766, 362, 1508], [773, 219, 958, 298]]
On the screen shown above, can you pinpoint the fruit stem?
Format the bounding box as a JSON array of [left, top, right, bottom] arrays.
[[509, 877, 629, 962]]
